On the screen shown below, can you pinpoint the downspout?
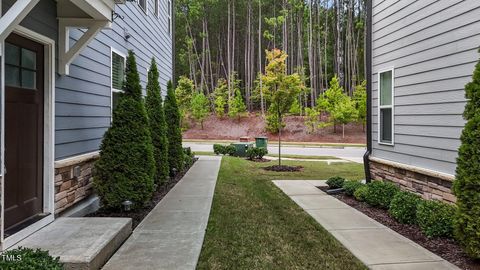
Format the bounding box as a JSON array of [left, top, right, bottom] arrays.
[[363, 0, 373, 183]]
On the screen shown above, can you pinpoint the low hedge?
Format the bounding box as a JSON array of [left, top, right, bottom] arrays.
[[0, 247, 63, 270], [246, 147, 268, 160], [326, 176, 345, 189], [343, 180, 364, 196], [417, 200, 456, 238], [354, 185, 369, 201], [389, 191, 421, 224], [364, 181, 399, 209], [213, 144, 235, 156]]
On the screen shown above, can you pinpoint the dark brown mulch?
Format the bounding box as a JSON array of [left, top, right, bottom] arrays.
[[247, 158, 271, 163], [263, 165, 303, 172], [330, 192, 480, 270], [87, 158, 198, 229]]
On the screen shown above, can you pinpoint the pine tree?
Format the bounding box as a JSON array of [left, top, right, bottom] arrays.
[[94, 50, 155, 209], [453, 50, 480, 259], [145, 58, 169, 184], [165, 80, 184, 174]]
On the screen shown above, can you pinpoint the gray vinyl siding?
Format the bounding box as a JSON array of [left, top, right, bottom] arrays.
[[3, 0, 172, 160], [371, 0, 480, 175]]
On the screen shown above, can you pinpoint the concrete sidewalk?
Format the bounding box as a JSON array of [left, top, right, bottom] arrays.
[[103, 156, 222, 270], [273, 180, 459, 270]]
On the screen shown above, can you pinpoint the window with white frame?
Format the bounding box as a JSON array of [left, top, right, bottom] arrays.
[[167, 0, 172, 35], [378, 69, 394, 145], [154, 0, 159, 17], [111, 50, 126, 111], [138, 0, 147, 13]]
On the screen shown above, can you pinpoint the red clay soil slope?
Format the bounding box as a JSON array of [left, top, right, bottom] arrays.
[[183, 114, 366, 144]]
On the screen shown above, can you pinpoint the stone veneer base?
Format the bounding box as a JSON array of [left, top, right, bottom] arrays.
[[369, 157, 456, 203], [54, 152, 99, 215]]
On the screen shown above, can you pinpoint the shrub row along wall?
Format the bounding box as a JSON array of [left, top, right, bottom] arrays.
[[54, 152, 99, 214], [369, 157, 456, 204]]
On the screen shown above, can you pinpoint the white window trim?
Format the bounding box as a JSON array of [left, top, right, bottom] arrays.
[[377, 67, 395, 146], [137, 0, 148, 15], [167, 0, 172, 36], [110, 47, 126, 118]]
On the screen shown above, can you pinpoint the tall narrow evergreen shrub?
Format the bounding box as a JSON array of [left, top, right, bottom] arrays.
[[165, 80, 184, 174], [146, 58, 169, 184], [93, 51, 155, 209], [453, 49, 480, 258]]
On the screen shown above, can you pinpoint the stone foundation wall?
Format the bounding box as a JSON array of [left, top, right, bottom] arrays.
[[369, 159, 456, 204], [54, 152, 99, 214]]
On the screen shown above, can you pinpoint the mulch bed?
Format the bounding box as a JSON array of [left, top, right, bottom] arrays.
[[87, 158, 198, 229], [247, 158, 271, 163], [325, 191, 480, 270], [263, 165, 303, 172]]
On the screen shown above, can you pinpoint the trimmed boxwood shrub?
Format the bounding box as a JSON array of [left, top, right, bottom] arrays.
[[94, 51, 155, 210], [389, 191, 421, 224], [326, 176, 345, 189], [343, 180, 364, 196], [213, 144, 236, 156], [453, 49, 480, 258], [246, 147, 268, 160], [165, 81, 184, 175], [0, 247, 63, 270], [354, 185, 369, 201], [146, 58, 169, 184], [364, 181, 399, 209], [417, 200, 456, 238]]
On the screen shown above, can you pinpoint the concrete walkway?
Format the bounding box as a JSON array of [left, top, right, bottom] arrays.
[[103, 156, 222, 270], [272, 180, 459, 270]]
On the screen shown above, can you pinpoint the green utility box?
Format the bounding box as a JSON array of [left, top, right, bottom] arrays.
[[232, 142, 254, 157], [255, 137, 269, 149]]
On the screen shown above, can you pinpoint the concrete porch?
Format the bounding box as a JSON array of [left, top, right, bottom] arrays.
[[12, 217, 132, 270]]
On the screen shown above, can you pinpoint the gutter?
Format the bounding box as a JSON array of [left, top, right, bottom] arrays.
[[363, 0, 373, 183]]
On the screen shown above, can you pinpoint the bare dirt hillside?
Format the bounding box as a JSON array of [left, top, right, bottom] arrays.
[[183, 114, 366, 144]]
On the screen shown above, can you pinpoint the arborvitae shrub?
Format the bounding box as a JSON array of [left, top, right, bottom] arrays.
[[145, 58, 169, 184], [165, 81, 184, 174], [94, 50, 155, 210], [364, 181, 399, 209], [0, 247, 63, 270], [454, 49, 480, 258], [326, 176, 345, 189], [389, 191, 421, 224], [343, 180, 364, 196], [417, 200, 456, 238]]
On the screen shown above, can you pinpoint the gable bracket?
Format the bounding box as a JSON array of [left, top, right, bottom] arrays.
[[58, 18, 110, 75]]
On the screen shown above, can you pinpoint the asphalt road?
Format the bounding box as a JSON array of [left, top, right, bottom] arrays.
[[183, 142, 366, 164]]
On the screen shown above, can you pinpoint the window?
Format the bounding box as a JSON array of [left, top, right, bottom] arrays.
[[138, 0, 147, 13], [154, 0, 159, 17], [111, 49, 126, 111], [167, 0, 172, 35], [378, 69, 394, 145], [5, 42, 37, 89]]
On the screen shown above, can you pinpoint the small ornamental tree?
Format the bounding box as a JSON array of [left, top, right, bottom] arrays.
[[228, 89, 247, 119], [213, 79, 228, 117], [289, 98, 302, 115], [317, 76, 347, 132], [353, 80, 367, 131], [191, 92, 209, 129], [261, 49, 303, 166], [453, 50, 480, 259], [175, 76, 195, 125], [331, 95, 358, 139], [94, 50, 155, 209], [165, 80, 184, 174], [145, 58, 169, 184]]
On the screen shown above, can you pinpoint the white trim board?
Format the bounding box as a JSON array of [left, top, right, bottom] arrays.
[[0, 26, 56, 250]]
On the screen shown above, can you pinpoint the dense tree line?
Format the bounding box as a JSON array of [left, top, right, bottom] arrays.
[[175, 0, 366, 111]]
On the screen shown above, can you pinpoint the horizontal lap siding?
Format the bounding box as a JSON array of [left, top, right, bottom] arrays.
[[55, 1, 172, 159], [371, 0, 480, 175]]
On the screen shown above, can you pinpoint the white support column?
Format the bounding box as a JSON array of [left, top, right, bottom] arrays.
[[0, 0, 40, 44], [58, 19, 110, 75]]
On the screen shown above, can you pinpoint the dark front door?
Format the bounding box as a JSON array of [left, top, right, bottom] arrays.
[[4, 33, 44, 231]]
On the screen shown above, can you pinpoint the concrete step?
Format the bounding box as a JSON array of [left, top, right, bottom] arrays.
[[13, 217, 132, 270]]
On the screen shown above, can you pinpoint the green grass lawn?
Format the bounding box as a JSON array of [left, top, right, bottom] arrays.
[[194, 151, 339, 160], [197, 157, 367, 269]]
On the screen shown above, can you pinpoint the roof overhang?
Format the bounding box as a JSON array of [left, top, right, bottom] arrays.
[[57, 0, 119, 75], [0, 0, 41, 47]]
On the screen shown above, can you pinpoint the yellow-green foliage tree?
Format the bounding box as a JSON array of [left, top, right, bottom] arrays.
[[261, 49, 303, 165], [213, 79, 228, 117], [191, 92, 210, 129], [353, 80, 367, 131], [175, 76, 195, 125]]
